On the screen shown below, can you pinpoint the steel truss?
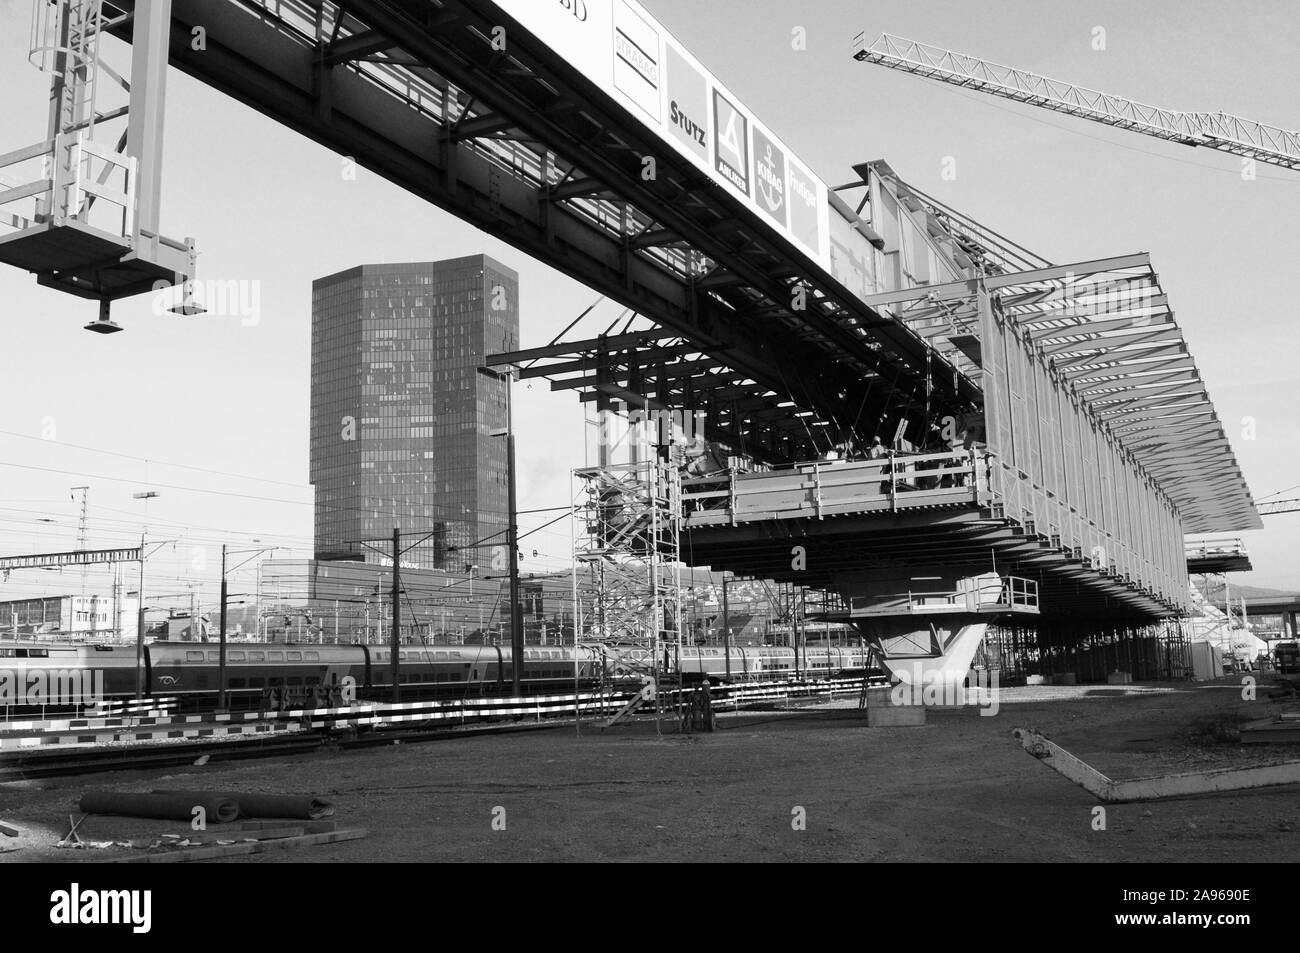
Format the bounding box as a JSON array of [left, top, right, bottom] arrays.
[[69, 0, 981, 459], [855, 33, 1300, 171]]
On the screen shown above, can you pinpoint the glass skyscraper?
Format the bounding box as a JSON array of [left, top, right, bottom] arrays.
[[310, 256, 519, 571]]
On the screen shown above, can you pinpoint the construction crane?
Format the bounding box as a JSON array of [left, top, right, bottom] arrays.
[[853, 33, 1300, 171]]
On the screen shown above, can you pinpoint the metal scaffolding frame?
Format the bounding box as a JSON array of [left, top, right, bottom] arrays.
[[0, 0, 195, 318], [574, 457, 684, 724]]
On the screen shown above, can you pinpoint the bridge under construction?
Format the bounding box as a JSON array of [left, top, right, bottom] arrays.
[[0, 0, 1262, 685]]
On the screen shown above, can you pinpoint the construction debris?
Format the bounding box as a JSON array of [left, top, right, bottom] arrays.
[[0, 820, 20, 837], [1013, 727, 1300, 801], [112, 828, 367, 864], [1239, 716, 1300, 744]]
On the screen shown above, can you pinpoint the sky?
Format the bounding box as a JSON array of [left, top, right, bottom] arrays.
[[0, 0, 1296, 614]]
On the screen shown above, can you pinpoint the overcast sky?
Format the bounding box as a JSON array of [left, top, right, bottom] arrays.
[[0, 0, 1296, 611]]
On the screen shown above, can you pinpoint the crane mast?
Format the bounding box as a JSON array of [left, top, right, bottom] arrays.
[[853, 33, 1300, 171]]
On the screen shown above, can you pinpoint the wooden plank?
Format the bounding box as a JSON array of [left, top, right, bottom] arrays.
[[112, 828, 368, 863], [1014, 727, 1300, 801], [240, 819, 337, 834], [159, 827, 304, 845]]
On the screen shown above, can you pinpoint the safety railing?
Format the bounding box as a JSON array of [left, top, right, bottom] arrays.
[[681, 448, 992, 526], [808, 576, 1039, 618], [0, 131, 136, 241]]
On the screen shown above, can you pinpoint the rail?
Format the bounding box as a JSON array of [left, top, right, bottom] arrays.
[[807, 576, 1039, 617], [681, 448, 992, 526]]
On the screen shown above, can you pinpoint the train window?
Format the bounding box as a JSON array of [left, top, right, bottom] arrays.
[[305, 652, 320, 661], [0, 649, 11, 657], [229, 652, 246, 662], [449, 672, 461, 682], [247, 652, 265, 663], [249, 678, 265, 688], [186, 651, 205, 662], [435, 673, 447, 682], [449, 651, 462, 659], [286, 677, 302, 686], [21, 648, 49, 658], [435, 651, 447, 659], [306, 676, 320, 685], [399, 652, 409, 661], [287, 652, 302, 661], [268, 651, 284, 662], [207, 652, 219, 662], [229, 678, 246, 689]]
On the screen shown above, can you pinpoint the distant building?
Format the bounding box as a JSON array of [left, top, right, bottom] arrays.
[[310, 256, 519, 571], [0, 593, 143, 642]]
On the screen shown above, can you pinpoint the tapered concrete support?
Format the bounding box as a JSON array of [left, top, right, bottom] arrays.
[[1013, 728, 1300, 802], [874, 621, 989, 685]]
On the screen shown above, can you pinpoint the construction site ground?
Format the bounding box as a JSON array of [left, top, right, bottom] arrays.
[[1, 677, 1297, 863]]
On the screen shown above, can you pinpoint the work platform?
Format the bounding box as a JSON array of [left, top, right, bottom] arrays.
[[1185, 537, 1254, 575], [678, 449, 1183, 619]]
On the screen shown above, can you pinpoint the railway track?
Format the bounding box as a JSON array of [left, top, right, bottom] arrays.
[[0, 677, 875, 780]]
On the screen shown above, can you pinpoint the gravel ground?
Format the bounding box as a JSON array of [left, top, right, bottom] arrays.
[[1, 678, 1297, 863]]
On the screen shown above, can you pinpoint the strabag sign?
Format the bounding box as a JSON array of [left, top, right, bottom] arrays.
[[491, 0, 830, 267]]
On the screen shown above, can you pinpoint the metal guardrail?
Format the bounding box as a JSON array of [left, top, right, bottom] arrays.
[[682, 449, 991, 526], [808, 576, 1039, 617]]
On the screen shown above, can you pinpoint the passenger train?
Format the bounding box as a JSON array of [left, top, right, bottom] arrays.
[[0, 640, 877, 712]]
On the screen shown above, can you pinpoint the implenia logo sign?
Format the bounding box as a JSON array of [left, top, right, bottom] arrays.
[[49, 884, 152, 934]]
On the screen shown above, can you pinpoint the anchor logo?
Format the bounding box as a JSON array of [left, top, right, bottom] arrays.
[[757, 143, 785, 215]]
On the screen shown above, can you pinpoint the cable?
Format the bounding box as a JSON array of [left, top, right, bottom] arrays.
[[0, 428, 308, 489]]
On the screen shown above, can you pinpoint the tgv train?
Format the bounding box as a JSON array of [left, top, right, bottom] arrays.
[[0, 640, 877, 711]]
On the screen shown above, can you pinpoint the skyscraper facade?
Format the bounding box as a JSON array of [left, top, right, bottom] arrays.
[[310, 256, 518, 570]]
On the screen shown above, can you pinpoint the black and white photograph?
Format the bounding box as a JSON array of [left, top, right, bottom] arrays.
[[0, 0, 1292, 926]]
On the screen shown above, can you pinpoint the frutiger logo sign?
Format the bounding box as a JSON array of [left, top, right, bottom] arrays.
[[50, 884, 152, 934]]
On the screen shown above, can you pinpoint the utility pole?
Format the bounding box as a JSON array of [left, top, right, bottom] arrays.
[[218, 544, 228, 709], [135, 532, 146, 700], [391, 527, 401, 702], [722, 573, 731, 680], [506, 382, 523, 696], [478, 363, 522, 696], [71, 486, 89, 608]]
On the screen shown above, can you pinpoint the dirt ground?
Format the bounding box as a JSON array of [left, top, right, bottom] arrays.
[[1, 678, 1298, 863]]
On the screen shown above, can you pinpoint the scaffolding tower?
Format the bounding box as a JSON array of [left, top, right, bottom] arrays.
[[574, 456, 684, 725]]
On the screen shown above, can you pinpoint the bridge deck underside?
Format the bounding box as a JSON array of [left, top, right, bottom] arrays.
[[1186, 554, 1254, 575], [683, 507, 1175, 622], [100, 0, 978, 467]]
